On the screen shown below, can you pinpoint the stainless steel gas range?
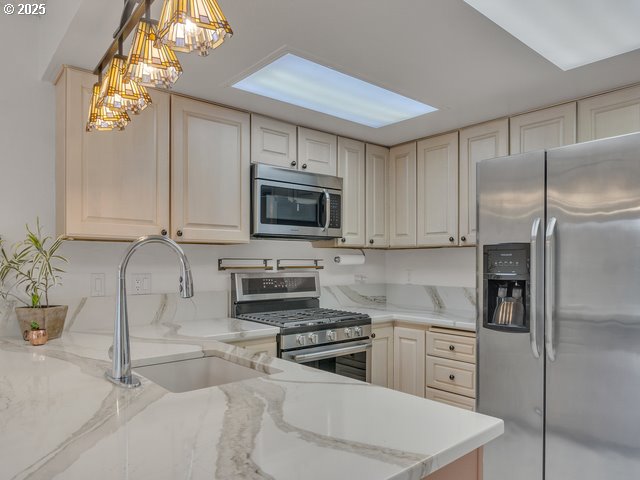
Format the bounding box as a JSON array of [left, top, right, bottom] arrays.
[[231, 272, 372, 382]]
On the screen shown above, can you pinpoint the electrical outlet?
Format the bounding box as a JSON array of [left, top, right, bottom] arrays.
[[90, 273, 105, 297], [354, 274, 367, 284], [132, 274, 151, 295]]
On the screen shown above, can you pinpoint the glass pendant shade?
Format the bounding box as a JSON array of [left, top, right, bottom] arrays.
[[156, 0, 233, 56], [86, 83, 131, 131], [98, 55, 152, 114], [126, 19, 183, 88]]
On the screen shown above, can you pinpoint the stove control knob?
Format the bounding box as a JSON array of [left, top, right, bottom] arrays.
[[326, 330, 337, 342], [296, 335, 306, 346], [308, 333, 318, 344], [354, 326, 363, 337], [344, 328, 353, 338]]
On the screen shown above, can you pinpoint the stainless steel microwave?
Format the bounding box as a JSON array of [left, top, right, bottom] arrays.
[[251, 164, 343, 240]]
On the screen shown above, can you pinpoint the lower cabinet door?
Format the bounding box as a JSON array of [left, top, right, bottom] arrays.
[[425, 387, 475, 411], [371, 325, 394, 388], [393, 327, 425, 396]]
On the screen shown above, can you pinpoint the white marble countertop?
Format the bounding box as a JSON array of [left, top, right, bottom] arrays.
[[0, 320, 501, 480], [344, 307, 477, 332]]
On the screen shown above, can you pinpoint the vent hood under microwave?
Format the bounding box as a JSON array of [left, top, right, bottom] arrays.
[[251, 164, 343, 240]]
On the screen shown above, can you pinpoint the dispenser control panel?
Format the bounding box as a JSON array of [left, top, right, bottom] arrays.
[[486, 248, 529, 276]]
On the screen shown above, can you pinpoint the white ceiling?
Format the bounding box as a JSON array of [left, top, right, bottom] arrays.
[[43, 0, 640, 146]]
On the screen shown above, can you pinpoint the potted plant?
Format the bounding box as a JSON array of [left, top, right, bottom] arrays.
[[23, 321, 48, 346], [0, 219, 68, 339]]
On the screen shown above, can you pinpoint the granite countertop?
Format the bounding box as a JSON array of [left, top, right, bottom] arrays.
[[0, 318, 501, 480]]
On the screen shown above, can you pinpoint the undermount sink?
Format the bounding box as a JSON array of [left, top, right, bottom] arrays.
[[134, 356, 272, 393]]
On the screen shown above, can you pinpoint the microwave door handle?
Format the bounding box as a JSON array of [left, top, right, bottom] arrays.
[[323, 189, 330, 231]]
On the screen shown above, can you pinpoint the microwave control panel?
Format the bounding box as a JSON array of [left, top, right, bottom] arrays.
[[329, 194, 341, 229]]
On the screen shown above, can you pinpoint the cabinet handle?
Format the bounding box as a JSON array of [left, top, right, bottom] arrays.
[[369, 239, 374, 244], [449, 345, 455, 351], [290, 161, 297, 167], [370, 333, 376, 339], [449, 374, 455, 381], [341, 237, 346, 243], [161, 229, 167, 236], [177, 230, 183, 237], [449, 236, 454, 242], [461, 236, 467, 242], [302, 163, 308, 169]]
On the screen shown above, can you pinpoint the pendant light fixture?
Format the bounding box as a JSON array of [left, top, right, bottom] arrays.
[[86, 82, 131, 132], [98, 54, 152, 114], [156, 0, 233, 56], [125, 0, 183, 88]]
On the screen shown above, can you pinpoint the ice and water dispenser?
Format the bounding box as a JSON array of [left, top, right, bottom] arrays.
[[482, 243, 530, 332]]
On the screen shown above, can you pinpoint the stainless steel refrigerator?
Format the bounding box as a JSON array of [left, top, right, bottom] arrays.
[[477, 132, 640, 480]]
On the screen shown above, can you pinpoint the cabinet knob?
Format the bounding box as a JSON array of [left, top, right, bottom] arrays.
[[449, 374, 456, 381], [302, 163, 308, 169], [461, 236, 467, 242], [370, 332, 376, 339], [341, 237, 346, 243], [290, 160, 297, 167], [161, 229, 167, 236], [449, 345, 455, 351], [449, 236, 455, 242], [177, 230, 183, 237], [369, 239, 374, 244]]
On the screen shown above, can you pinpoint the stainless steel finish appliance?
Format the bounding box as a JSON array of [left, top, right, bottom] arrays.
[[232, 272, 371, 382], [251, 164, 343, 239], [477, 133, 640, 480]]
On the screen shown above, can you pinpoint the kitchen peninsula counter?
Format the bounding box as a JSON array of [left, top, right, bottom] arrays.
[[0, 320, 501, 480]]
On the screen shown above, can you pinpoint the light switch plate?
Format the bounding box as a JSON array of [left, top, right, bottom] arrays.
[[90, 273, 105, 297]]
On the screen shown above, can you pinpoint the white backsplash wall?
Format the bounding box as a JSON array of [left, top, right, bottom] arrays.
[[384, 247, 476, 288]]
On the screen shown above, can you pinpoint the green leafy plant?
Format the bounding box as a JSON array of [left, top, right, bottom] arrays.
[[30, 321, 41, 331], [0, 219, 67, 308]]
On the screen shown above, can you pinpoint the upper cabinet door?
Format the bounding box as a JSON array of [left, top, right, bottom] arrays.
[[417, 132, 459, 247], [55, 68, 170, 240], [337, 137, 366, 247], [389, 142, 417, 247], [578, 85, 640, 142], [510, 103, 577, 154], [297, 127, 337, 175], [171, 96, 250, 244], [459, 119, 508, 246], [250, 114, 297, 169], [365, 144, 390, 248]]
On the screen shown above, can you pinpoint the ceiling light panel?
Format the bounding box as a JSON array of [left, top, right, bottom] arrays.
[[233, 54, 437, 128], [464, 0, 640, 70]]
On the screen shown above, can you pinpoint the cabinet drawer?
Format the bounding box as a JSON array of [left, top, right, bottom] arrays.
[[426, 356, 476, 398], [425, 388, 475, 411], [426, 331, 476, 364]]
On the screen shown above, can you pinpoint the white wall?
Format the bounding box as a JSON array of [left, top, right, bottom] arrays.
[[385, 247, 476, 287]]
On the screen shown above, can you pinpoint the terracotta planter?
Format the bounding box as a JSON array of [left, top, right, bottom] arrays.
[[15, 305, 68, 340], [23, 329, 48, 346]]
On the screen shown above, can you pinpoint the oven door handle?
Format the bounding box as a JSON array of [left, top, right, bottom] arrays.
[[288, 342, 371, 363]]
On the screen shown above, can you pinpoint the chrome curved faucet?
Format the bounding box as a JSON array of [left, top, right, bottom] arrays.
[[105, 235, 194, 388]]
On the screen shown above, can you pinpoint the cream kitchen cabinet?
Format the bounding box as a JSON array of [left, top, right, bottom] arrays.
[[393, 325, 425, 396], [389, 142, 417, 247], [416, 132, 459, 247], [250, 114, 297, 168], [577, 85, 640, 142], [510, 103, 576, 154], [365, 144, 390, 248], [55, 67, 170, 240], [459, 119, 508, 246], [371, 324, 394, 388], [336, 137, 366, 247], [171, 95, 250, 243], [297, 127, 337, 175]]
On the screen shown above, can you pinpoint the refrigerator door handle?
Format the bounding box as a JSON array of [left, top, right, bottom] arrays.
[[545, 217, 557, 361], [530, 217, 541, 359]]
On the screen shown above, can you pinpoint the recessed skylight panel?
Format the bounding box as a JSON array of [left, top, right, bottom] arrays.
[[464, 0, 640, 70], [233, 54, 437, 128]]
